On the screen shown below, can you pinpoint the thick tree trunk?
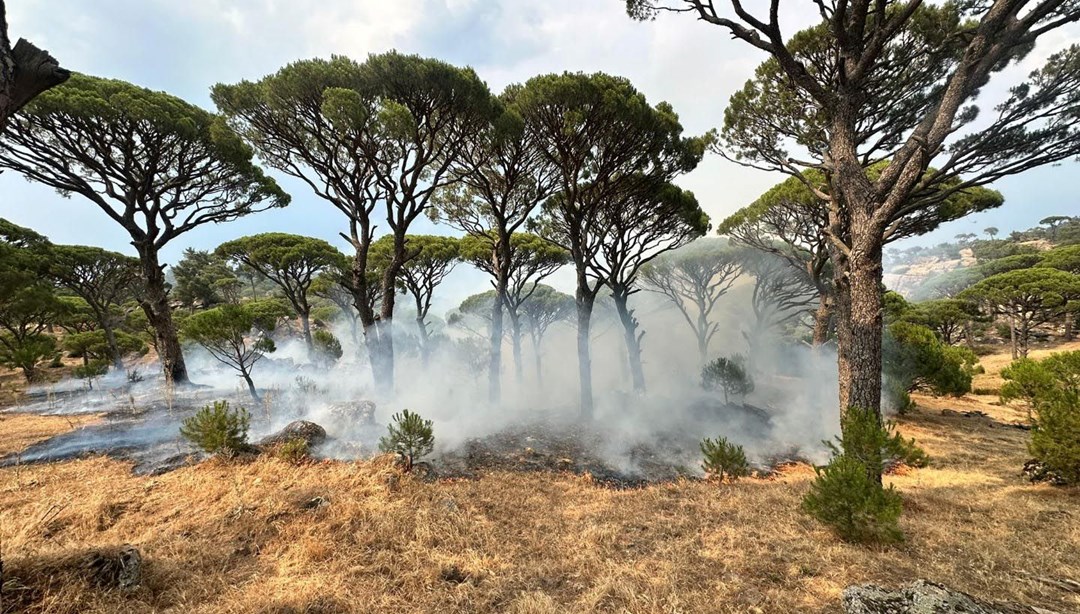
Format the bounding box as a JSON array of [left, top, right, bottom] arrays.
[[134, 244, 189, 385], [1064, 311, 1074, 341], [299, 312, 314, 354], [695, 301, 711, 365], [812, 293, 832, 347], [612, 289, 646, 393]]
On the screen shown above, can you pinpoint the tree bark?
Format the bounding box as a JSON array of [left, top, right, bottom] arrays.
[[299, 311, 313, 353], [530, 328, 544, 387], [240, 367, 261, 403], [0, 4, 69, 133], [1064, 311, 1074, 342], [488, 253, 509, 404], [612, 289, 646, 393], [812, 293, 832, 347], [133, 244, 189, 385], [101, 319, 124, 370], [574, 270, 597, 419], [416, 316, 431, 368], [1009, 312, 1018, 360], [508, 311, 524, 385]]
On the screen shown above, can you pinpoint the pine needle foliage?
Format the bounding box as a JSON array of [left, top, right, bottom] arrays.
[[379, 409, 434, 472], [802, 406, 906, 544], [700, 436, 750, 481], [180, 400, 251, 457]]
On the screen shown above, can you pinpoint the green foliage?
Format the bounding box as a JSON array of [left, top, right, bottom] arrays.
[[180, 400, 251, 457], [701, 355, 755, 404], [73, 359, 109, 385], [802, 406, 909, 543], [312, 329, 343, 366], [700, 436, 750, 481], [275, 438, 311, 465], [960, 268, 1080, 356], [0, 334, 57, 382], [1000, 351, 1080, 483], [63, 329, 146, 363], [904, 298, 981, 344], [969, 240, 1038, 261], [379, 409, 435, 472], [172, 248, 239, 308], [1038, 244, 1080, 274], [801, 454, 904, 544], [883, 321, 976, 409], [181, 304, 275, 400]]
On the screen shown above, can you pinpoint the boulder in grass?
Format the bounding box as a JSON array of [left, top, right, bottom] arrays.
[[843, 580, 1059, 614], [84, 544, 142, 591], [257, 421, 327, 448]]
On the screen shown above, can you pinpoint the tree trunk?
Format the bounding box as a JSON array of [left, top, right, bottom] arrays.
[[240, 367, 261, 403], [1009, 312, 1018, 360], [612, 289, 646, 393], [299, 311, 314, 353], [1018, 318, 1030, 358], [416, 316, 431, 368], [134, 243, 189, 385], [963, 319, 975, 349], [1064, 311, 1074, 342], [488, 265, 508, 404], [812, 293, 832, 347], [508, 311, 524, 385], [101, 319, 124, 370], [695, 300, 710, 365], [530, 328, 543, 387], [0, 7, 69, 134], [575, 270, 596, 419]]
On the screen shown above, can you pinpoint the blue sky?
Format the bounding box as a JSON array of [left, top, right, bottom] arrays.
[[2, 0, 1078, 307]]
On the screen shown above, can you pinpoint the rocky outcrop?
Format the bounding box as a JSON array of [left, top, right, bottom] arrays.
[[843, 580, 1059, 614]]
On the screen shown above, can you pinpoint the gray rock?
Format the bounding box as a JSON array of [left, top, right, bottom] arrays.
[[843, 580, 1058, 614], [327, 400, 377, 427], [258, 420, 327, 448], [84, 544, 142, 591]]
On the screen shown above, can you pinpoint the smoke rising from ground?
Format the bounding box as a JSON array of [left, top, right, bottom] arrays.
[[5, 262, 841, 477]]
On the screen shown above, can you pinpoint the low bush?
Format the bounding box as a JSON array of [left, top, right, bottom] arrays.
[[275, 439, 310, 465], [379, 409, 434, 472], [802, 407, 911, 544], [700, 436, 750, 481], [180, 400, 251, 457]]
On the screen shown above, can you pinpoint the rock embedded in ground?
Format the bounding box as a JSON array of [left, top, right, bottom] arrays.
[[327, 400, 377, 427], [842, 580, 1059, 614], [83, 544, 142, 591], [257, 420, 327, 448]]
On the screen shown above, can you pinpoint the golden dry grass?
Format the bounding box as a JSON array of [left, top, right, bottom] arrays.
[[1, 349, 1078, 613], [0, 413, 100, 458]]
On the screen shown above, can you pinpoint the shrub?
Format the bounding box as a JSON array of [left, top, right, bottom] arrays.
[[73, 359, 109, 389], [701, 355, 755, 404], [802, 406, 910, 544], [801, 454, 904, 544], [1001, 351, 1080, 483], [48, 353, 64, 368], [180, 401, 251, 457], [275, 438, 310, 465], [883, 321, 977, 411], [700, 436, 750, 481], [313, 330, 343, 366], [0, 334, 57, 382], [379, 409, 434, 472]]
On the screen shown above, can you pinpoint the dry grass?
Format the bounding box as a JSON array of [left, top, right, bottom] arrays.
[[0, 413, 100, 458], [1, 350, 1079, 613]]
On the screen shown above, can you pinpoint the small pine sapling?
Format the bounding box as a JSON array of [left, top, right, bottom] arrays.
[[180, 400, 251, 458], [700, 436, 750, 481], [802, 407, 906, 544], [379, 409, 434, 472]]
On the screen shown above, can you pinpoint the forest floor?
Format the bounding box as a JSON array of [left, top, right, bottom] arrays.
[[1, 344, 1079, 613]]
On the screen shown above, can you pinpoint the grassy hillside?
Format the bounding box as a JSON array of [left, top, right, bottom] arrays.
[[1, 346, 1078, 613]]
